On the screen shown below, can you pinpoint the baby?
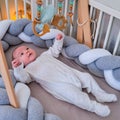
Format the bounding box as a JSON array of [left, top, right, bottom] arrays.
[[12, 33, 117, 117]]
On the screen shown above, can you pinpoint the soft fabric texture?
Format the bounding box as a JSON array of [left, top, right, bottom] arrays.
[[18, 32, 32, 42], [0, 69, 16, 88], [3, 33, 23, 45], [79, 48, 111, 65], [8, 19, 31, 36], [27, 97, 44, 120], [96, 56, 120, 70], [0, 105, 27, 120], [0, 20, 13, 39], [45, 113, 62, 120], [0, 88, 9, 105], [104, 70, 120, 90], [0, 70, 16, 105], [1, 41, 9, 51], [87, 63, 104, 77], [15, 82, 30, 109]]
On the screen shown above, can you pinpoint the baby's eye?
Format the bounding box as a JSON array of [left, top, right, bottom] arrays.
[[26, 48, 29, 50], [20, 53, 24, 56]]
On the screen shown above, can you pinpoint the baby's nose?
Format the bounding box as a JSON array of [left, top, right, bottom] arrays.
[[25, 50, 30, 54], [26, 49, 29, 52]]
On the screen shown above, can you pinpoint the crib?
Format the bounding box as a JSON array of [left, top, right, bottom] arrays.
[[0, 0, 120, 120]]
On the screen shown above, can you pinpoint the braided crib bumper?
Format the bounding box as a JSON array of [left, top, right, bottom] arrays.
[[0, 19, 120, 119], [63, 43, 120, 91]]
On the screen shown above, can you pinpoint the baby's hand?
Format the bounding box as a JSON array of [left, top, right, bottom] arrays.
[[56, 33, 63, 40], [12, 58, 21, 68]]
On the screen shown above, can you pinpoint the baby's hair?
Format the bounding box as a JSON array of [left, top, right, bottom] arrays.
[[12, 46, 20, 60]]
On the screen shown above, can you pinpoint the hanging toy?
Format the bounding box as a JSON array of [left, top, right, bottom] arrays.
[[51, 0, 67, 30], [67, 0, 74, 26], [32, 0, 50, 37]]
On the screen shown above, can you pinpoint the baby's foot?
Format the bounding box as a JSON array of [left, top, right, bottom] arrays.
[[93, 102, 110, 117], [95, 91, 117, 103]]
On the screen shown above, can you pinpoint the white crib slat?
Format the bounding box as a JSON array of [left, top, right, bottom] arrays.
[[51, 0, 54, 6], [103, 16, 113, 49], [23, 0, 27, 18], [5, 0, 10, 19], [70, 0, 76, 36], [62, 0, 68, 34], [64, 0, 68, 17], [31, 0, 37, 21], [15, 0, 18, 19], [45, 0, 49, 6], [113, 30, 120, 55], [93, 11, 103, 48], [90, 6, 93, 19]]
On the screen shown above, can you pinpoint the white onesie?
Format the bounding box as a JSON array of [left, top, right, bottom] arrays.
[[13, 36, 117, 117]]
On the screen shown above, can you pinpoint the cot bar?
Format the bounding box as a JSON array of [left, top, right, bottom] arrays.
[[64, 0, 68, 18], [113, 30, 120, 55], [31, 0, 37, 21], [45, 0, 49, 6], [5, 0, 10, 19], [15, 0, 18, 19], [61, 0, 68, 34], [103, 16, 113, 49], [69, 0, 76, 36], [0, 41, 19, 108], [51, 0, 54, 6], [90, 6, 93, 19], [23, 0, 27, 18], [26, 0, 31, 4], [93, 11, 103, 48], [89, 0, 120, 20]]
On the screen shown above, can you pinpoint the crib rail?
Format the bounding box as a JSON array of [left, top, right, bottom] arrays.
[[0, 0, 36, 20], [1, 0, 120, 55], [89, 0, 120, 55]]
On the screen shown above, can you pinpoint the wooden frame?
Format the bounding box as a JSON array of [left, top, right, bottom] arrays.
[[77, 0, 92, 48], [0, 40, 19, 108]]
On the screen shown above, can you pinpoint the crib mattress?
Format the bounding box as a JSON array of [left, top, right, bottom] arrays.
[[5, 43, 120, 120]]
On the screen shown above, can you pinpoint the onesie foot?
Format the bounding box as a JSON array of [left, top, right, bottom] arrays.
[[95, 91, 117, 103], [94, 103, 110, 117]]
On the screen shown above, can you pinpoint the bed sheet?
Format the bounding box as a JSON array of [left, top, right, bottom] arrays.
[[5, 43, 120, 120]]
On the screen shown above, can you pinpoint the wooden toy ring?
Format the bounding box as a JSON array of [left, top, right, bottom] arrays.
[[32, 18, 50, 37], [51, 15, 67, 30]]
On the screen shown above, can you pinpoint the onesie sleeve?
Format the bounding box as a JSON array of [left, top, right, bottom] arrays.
[[44, 33, 64, 58], [13, 63, 32, 84]]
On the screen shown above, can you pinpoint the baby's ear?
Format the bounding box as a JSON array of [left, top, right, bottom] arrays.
[[12, 58, 20, 63]]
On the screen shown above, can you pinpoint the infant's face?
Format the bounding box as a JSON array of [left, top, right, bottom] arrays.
[[13, 46, 37, 66]]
